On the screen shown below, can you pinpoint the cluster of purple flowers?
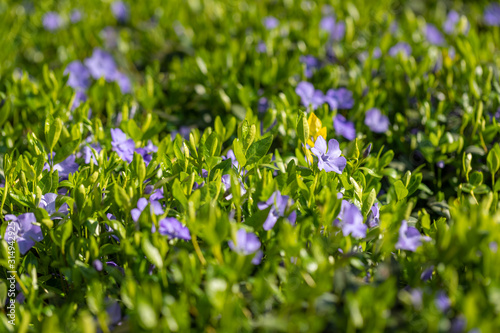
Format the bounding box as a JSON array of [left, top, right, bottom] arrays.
[[320, 15, 345, 41], [64, 48, 131, 110], [295, 81, 354, 111]]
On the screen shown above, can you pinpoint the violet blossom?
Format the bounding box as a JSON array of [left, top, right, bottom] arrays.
[[295, 81, 325, 110], [311, 136, 346, 174], [395, 220, 431, 252], [334, 200, 367, 239], [365, 108, 390, 133], [157, 217, 191, 240], [333, 114, 356, 141], [228, 228, 261, 255], [4, 213, 43, 255], [258, 190, 296, 231]]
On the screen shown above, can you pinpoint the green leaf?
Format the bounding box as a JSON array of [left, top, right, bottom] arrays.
[[362, 189, 376, 217], [142, 237, 163, 269], [487, 144, 500, 174], [232, 139, 247, 167], [407, 173, 422, 196], [394, 180, 408, 201], [127, 119, 142, 141], [469, 171, 483, 186], [245, 135, 273, 166], [45, 116, 63, 151], [296, 111, 309, 144], [114, 185, 131, 211], [54, 140, 80, 165]]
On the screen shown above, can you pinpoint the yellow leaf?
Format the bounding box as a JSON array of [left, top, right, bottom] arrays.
[[308, 113, 323, 139]]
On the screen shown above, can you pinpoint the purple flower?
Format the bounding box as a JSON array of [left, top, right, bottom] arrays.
[[325, 88, 354, 110], [263, 16, 279, 30], [223, 149, 240, 169], [71, 90, 88, 111], [39, 193, 69, 218], [443, 11, 460, 34], [484, 4, 500, 26], [157, 217, 191, 240], [258, 97, 269, 112], [251, 250, 263, 265], [82, 143, 102, 165], [333, 114, 356, 141], [93, 259, 103, 271], [311, 136, 346, 174], [111, 1, 129, 22], [84, 48, 117, 81], [409, 288, 423, 308], [425, 24, 445, 46], [146, 186, 164, 201], [221, 174, 246, 200], [295, 81, 325, 110], [70, 10, 82, 23], [367, 203, 380, 228], [43, 154, 79, 179], [256, 41, 267, 53], [365, 108, 390, 133], [421, 266, 434, 281], [335, 201, 367, 239], [131, 198, 164, 222], [64, 61, 90, 90], [4, 213, 43, 255], [389, 42, 412, 57], [112, 71, 131, 94], [320, 16, 345, 41], [101, 27, 118, 49], [435, 291, 451, 312], [43, 12, 62, 31], [437, 160, 445, 169], [258, 190, 296, 231], [228, 228, 261, 255], [299, 55, 321, 78], [395, 220, 431, 252], [111, 128, 135, 163]]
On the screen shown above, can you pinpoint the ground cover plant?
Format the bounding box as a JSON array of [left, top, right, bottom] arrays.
[[1, 0, 500, 332]]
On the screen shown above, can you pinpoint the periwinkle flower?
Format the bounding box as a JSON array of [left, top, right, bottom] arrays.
[[39, 193, 69, 218], [435, 291, 451, 312], [71, 90, 88, 111], [421, 266, 434, 281], [437, 160, 445, 169], [131, 198, 164, 222], [43, 154, 79, 179], [365, 108, 390, 133], [425, 24, 445, 46], [112, 71, 131, 94], [325, 88, 354, 110], [251, 250, 264, 265], [228, 228, 261, 255], [256, 41, 267, 53], [70, 10, 82, 23], [82, 143, 102, 165], [43, 12, 62, 31], [389, 42, 412, 57], [299, 55, 321, 78], [93, 259, 103, 271], [335, 201, 367, 239], [395, 220, 431, 252], [363, 143, 372, 159], [443, 11, 460, 34], [157, 217, 191, 240], [484, 3, 500, 26], [320, 16, 345, 41], [64, 61, 90, 90], [223, 149, 240, 169], [295, 81, 325, 110], [84, 48, 117, 81], [258, 97, 269, 112], [111, 1, 129, 22], [111, 128, 135, 163], [221, 174, 246, 200], [263, 16, 279, 30], [258, 190, 296, 231], [311, 136, 346, 174], [4, 213, 43, 255], [333, 114, 356, 141], [367, 203, 380, 228]]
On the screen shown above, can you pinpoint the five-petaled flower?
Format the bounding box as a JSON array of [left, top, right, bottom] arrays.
[[157, 217, 191, 240], [228, 228, 261, 255], [311, 136, 346, 174], [4, 213, 43, 255], [395, 220, 431, 252], [258, 190, 297, 231], [334, 200, 367, 239]]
